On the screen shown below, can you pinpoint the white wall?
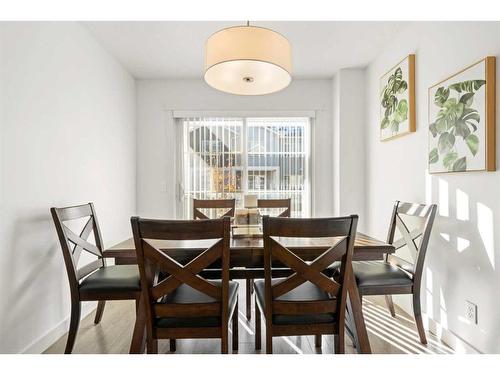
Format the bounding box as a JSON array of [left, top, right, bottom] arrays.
[[0, 22, 136, 353], [136, 79, 333, 219], [333, 69, 367, 230], [365, 22, 500, 353]]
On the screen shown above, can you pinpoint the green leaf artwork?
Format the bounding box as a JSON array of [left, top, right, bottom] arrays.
[[428, 62, 487, 173], [443, 151, 458, 169], [465, 134, 479, 156], [452, 157, 467, 172], [380, 63, 409, 139], [429, 148, 439, 164]]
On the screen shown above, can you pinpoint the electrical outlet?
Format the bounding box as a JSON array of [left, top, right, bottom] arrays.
[[465, 300, 478, 324]]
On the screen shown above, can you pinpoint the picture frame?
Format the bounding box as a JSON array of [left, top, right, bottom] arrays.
[[428, 57, 496, 174], [380, 54, 416, 141]]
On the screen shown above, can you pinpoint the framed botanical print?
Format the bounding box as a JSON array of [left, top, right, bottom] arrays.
[[380, 54, 416, 141], [428, 57, 496, 173]]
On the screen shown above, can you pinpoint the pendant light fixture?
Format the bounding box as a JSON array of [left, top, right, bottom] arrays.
[[204, 22, 292, 95]]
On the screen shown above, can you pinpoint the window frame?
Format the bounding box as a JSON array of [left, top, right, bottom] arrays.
[[175, 115, 313, 219]]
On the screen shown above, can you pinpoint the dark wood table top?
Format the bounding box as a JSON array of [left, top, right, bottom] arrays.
[[103, 232, 394, 264]]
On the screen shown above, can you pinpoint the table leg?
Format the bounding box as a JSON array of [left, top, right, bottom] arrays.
[[346, 268, 371, 354], [130, 293, 146, 354]]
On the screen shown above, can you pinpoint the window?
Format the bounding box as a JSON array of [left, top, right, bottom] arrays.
[[180, 117, 311, 218]]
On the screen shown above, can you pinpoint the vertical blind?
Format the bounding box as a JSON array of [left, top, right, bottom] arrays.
[[181, 117, 310, 218]]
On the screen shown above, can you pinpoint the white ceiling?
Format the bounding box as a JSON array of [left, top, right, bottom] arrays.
[[82, 21, 410, 79]]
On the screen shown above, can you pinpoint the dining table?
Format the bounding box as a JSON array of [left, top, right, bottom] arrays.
[[103, 232, 394, 354]]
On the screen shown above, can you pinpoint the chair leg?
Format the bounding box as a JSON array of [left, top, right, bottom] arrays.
[[315, 334, 322, 348], [232, 300, 239, 352], [94, 300, 106, 324], [334, 333, 345, 354], [246, 279, 252, 320], [255, 296, 261, 351], [147, 338, 158, 354], [65, 300, 81, 354], [385, 295, 396, 317], [221, 315, 229, 354], [130, 296, 147, 354], [265, 316, 273, 354], [413, 292, 427, 345], [169, 339, 176, 352], [221, 334, 229, 354], [266, 335, 273, 354]]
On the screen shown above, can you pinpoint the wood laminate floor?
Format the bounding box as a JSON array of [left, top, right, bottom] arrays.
[[45, 282, 454, 354]]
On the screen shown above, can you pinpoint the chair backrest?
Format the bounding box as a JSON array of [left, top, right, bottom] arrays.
[[193, 198, 235, 220], [51, 203, 105, 293], [385, 201, 437, 283], [263, 215, 358, 322], [131, 216, 231, 328], [257, 198, 291, 217]]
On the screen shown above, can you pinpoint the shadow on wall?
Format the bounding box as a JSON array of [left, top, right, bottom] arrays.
[[0, 211, 66, 353], [424, 171, 499, 353]]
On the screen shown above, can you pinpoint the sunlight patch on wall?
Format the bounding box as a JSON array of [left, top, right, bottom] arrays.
[[438, 178, 449, 217], [477, 202, 495, 269], [439, 287, 448, 330], [457, 237, 470, 253], [456, 189, 469, 221], [458, 315, 472, 326], [439, 233, 450, 242]]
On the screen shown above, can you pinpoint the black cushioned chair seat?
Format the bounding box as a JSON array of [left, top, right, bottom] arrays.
[[329, 261, 413, 289], [254, 279, 336, 325], [156, 280, 239, 328], [353, 262, 413, 288], [79, 265, 141, 293]]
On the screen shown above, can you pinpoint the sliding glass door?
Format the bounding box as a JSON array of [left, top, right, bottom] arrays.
[[180, 117, 311, 218]]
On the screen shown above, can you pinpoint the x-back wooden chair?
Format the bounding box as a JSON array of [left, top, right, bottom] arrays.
[[257, 198, 291, 217], [51, 203, 141, 353], [351, 201, 437, 344], [192, 198, 235, 220], [131, 216, 239, 354], [254, 215, 358, 354], [245, 198, 292, 321]]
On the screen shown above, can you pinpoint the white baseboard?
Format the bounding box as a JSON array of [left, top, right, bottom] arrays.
[[21, 301, 97, 354]]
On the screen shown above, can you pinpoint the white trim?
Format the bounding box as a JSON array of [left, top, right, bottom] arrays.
[[21, 301, 96, 354], [177, 116, 312, 218], [174, 117, 185, 219], [171, 110, 317, 119], [242, 117, 249, 198], [309, 115, 315, 217]]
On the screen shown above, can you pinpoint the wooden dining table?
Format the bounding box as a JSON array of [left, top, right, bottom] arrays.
[[103, 232, 394, 354]]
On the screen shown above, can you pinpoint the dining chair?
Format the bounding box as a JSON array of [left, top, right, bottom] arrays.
[[245, 198, 292, 321], [131, 216, 239, 354], [350, 201, 437, 344], [254, 215, 358, 354], [192, 198, 235, 219], [257, 198, 291, 217], [51, 203, 141, 354]]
